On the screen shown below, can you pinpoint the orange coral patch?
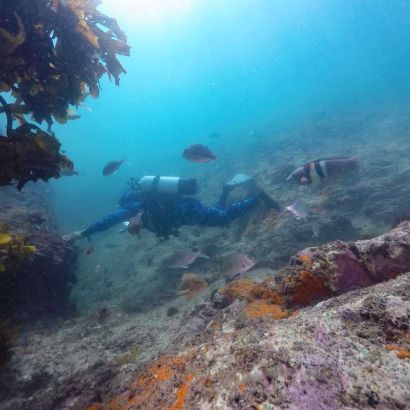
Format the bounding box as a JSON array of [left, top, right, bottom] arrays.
[[220, 278, 283, 305], [384, 345, 410, 359], [384, 344, 401, 351], [170, 374, 194, 410], [154, 363, 175, 382], [220, 278, 257, 300], [86, 405, 103, 410], [298, 254, 313, 267], [244, 300, 289, 320], [289, 270, 332, 306], [108, 355, 191, 409], [396, 349, 410, 359]]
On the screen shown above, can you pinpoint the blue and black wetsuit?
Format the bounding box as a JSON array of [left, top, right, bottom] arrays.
[[82, 191, 260, 239]]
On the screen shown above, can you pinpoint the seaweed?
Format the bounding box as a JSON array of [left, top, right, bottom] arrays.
[[0, 0, 130, 189], [0, 229, 37, 272]]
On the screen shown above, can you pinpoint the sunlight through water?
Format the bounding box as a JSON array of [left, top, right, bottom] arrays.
[[100, 0, 194, 26]]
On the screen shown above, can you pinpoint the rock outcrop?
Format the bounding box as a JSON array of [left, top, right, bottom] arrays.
[[87, 222, 410, 410], [0, 185, 77, 321]]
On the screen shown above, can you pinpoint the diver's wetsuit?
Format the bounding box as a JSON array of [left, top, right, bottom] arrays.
[[82, 193, 259, 238]]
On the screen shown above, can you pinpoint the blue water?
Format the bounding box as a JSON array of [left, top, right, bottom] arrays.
[[51, 0, 410, 232]]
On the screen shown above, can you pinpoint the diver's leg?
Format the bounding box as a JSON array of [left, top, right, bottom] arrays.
[[215, 185, 234, 209], [182, 197, 260, 227], [216, 173, 281, 211]]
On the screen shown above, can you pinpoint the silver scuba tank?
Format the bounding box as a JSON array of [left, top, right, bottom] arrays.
[[138, 176, 197, 196]]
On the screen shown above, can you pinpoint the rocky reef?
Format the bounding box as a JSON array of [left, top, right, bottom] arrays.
[[1, 216, 409, 409], [0, 185, 78, 322]]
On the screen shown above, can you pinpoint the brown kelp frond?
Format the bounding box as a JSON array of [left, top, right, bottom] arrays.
[[0, 12, 26, 56], [0, 0, 129, 188], [0, 123, 73, 190], [0, 0, 130, 124]]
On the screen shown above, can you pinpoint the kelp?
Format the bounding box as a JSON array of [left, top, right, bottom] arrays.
[[0, 116, 74, 190], [0, 227, 37, 272], [0, 0, 130, 188]]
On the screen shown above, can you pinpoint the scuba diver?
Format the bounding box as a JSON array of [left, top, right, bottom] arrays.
[[63, 174, 281, 242]]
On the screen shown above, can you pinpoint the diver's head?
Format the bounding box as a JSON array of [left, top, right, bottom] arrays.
[[138, 176, 198, 196]]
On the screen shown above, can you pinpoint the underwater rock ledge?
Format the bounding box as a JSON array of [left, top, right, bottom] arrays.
[[0, 186, 78, 322], [86, 222, 410, 410]]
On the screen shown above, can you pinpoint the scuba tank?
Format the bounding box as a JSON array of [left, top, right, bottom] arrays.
[[138, 176, 197, 196], [122, 176, 197, 239]]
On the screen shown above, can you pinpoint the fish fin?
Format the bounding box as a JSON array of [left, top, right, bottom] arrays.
[[175, 289, 190, 297]]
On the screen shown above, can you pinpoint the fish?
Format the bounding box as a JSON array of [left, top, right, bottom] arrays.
[[165, 249, 209, 269], [102, 159, 124, 176], [61, 169, 80, 176], [287, 157, 360, 185], [176, 273, 208, 299], [182, 144, 217, 163], [86, 245, 94, 256], [208, 132, 221, 139], [285, 199, 308, 221], [222, 253, 257, 282], [127, 210, 144, 235], [312, 221, 320, 238]]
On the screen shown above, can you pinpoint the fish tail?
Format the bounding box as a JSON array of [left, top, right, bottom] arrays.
[[198, 248, 209, 259]]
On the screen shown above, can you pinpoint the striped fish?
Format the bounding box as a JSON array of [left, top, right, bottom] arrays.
[[287, 157, 360, 185]]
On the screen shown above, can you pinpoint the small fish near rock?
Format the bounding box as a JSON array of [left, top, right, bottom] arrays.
[[176, 273, 208, 299], [287, 156, 360, 185], [165, 249, 209, 269], [182, 144, 217, 163], [223, 253, 257, 282], [102, 159, 124, 176]]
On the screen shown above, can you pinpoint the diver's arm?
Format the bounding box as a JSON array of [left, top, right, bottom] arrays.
[[63, 202, 141, 241], [82, 202, 141, 238]]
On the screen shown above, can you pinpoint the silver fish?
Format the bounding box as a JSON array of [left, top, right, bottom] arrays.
[[222, 253, 257, 282], [166, 249, 209, 269]]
